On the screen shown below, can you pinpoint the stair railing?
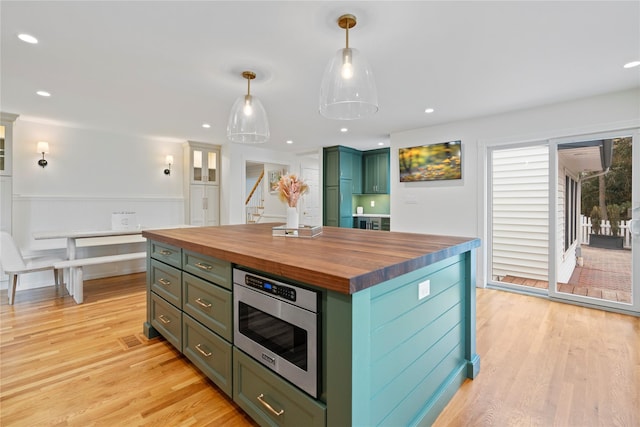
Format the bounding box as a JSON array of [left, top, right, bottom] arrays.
[[245, 170, 265, 223]]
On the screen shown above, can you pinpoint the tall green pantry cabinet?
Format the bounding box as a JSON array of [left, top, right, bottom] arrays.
[[323, 146, 361, 227]]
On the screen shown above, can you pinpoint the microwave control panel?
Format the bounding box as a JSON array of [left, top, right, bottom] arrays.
[[244, 274, 296, 302], [233, 268, 319, 313]]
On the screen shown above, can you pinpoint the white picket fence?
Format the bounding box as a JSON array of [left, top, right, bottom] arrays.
[[580, 215, 633, 249]]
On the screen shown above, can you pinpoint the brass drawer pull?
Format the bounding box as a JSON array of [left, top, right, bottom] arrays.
[[195, 344, 212, 357], [159, 250, 172, 256], [257, 394, 284, 416], [195, 298, 212, 308], [195, 262, 213, 271], [158, 315, 171, 324], [158, 278, 171, 286]]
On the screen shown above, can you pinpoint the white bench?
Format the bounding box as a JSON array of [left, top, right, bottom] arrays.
[[54, 252, 146, 304]]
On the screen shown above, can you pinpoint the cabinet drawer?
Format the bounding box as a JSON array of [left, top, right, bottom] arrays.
[[233, 348, 326, 427], [183, 250, 231, 290], [182, 314, 232, 397], [182, 273, 232, 342], [150, 259, 182, 308], [150, 240, 182, 268], [150, 293, 182, 351]]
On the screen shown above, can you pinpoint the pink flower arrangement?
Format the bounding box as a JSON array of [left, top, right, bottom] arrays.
[[277, 173, 309, 208]]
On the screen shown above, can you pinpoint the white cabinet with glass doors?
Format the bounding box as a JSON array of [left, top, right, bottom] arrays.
[[184, 141, 220, 226]]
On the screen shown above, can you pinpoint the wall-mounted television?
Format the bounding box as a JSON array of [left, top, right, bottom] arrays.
[[399, 140, 462, 182]]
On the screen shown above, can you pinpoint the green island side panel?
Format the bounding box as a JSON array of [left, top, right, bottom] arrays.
[[325, 250, 479, 427]]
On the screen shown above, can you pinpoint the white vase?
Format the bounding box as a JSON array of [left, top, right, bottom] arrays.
[[286, 206, 299, 229]]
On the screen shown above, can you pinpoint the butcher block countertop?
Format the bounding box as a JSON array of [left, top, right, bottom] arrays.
[[142, 223, 480, 295]]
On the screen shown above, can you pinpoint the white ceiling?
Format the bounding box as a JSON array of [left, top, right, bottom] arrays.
[[2, 1, 639, 152]]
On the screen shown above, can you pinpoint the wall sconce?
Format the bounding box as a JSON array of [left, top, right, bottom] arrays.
[[164, 155, 174, 175], [36, 141, 49, 168]]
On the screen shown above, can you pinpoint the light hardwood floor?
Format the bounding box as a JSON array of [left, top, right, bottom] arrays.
[[1, 274, 638, 426]]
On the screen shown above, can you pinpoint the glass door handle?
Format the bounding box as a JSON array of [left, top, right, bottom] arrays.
[[631, 207, 640, 235]]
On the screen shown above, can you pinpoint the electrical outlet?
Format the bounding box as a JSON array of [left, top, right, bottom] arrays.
[[370, 200, 375, 207], [418, 280, 430, 300]]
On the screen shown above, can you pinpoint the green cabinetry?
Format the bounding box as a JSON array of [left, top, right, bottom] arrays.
[[351, 150, 362, 194], [323, 146, 360, 228], [143, 227, 480, 427], [234, 347, 326, 427], [324, 146, 390, 228], [324, 252, 479, 426], [183, 314, 233, 396], [150, 292, 182, 349], [145, 240, 233, 398], [363, 148, 390, 194]]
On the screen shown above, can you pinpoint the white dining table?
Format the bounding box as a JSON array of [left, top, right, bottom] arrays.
[[33, 228, 145, 260], [32, 228, 147, 297]]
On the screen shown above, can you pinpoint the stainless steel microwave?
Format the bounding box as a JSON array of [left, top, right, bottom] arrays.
[[233, 268, 320, 398]]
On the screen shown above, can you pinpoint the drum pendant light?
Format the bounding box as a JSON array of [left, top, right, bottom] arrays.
[[319, 14, 378, 120], [227, 71, 270, 143]]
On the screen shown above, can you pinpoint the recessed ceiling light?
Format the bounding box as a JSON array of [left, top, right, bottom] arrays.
[[286, 140, 293, 144], [36, 91, 51, 97], [378, 142, 384, 146], [202, 123, 211, 128], [18, 33, 38, 44], [424, 108, 435, 114], [340, 128, 348, 133], [623, 61, 640, 69]]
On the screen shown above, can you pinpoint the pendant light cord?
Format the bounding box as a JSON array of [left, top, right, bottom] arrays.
[[345, 23, 349, 49]]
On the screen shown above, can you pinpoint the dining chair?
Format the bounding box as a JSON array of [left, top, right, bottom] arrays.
[[1, 231, 62, 304]]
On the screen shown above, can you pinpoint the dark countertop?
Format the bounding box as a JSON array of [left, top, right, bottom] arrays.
[[142, 223, 480, 294]]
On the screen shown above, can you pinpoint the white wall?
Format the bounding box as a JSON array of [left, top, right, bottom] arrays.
[[12, 119, 185, 244], [390, 88, 640, 287], [7, 118, 315, 290], [7, 119, 186, 288]]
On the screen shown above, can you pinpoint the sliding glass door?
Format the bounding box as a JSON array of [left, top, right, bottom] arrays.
[[549, 130, 639, 313], [488, 128, 639, 314]]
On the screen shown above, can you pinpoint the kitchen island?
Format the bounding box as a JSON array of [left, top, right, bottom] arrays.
[[142, 223, 481, 427]]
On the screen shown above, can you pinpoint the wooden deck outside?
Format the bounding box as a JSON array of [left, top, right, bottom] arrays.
[[502, 245, 632, 303]]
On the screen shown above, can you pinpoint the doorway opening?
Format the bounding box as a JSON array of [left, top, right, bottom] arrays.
[[245, 161, 288, 225]]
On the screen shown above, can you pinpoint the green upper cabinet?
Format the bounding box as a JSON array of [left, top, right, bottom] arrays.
[[323, 146, 359, 184], [324, 148, 340, 187], [363, 148, 390, 194], [351, 150, 362, 194], [339, 149, 353, 180]]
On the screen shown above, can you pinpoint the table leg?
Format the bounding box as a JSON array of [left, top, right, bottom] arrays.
[[65, 239, 77, 297], [71, 267, 83, 304]]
